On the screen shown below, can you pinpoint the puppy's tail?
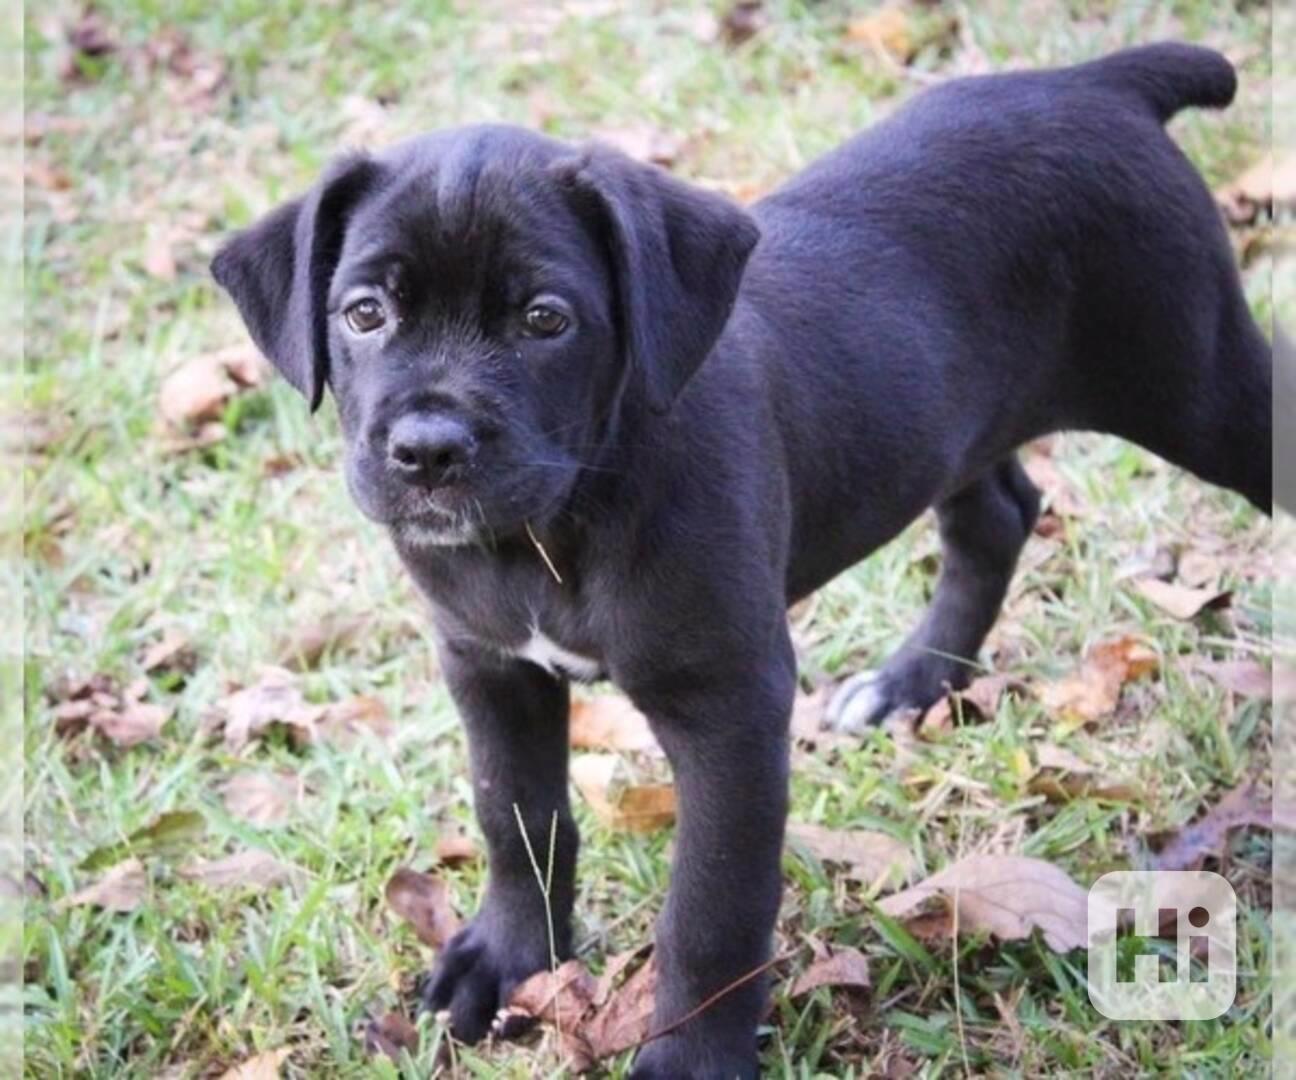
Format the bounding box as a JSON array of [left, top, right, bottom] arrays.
[[1082, 42, 1237, 124]]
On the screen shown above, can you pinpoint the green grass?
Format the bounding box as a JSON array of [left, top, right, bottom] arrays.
[[23, 0, 1275, 1076]]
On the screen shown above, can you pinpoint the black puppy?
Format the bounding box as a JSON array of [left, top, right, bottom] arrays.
[[213, 43, 1271, 1078]]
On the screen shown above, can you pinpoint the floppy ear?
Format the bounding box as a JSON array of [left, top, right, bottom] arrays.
[[210, 154, 382, 412], [557, 146, 760, 414]]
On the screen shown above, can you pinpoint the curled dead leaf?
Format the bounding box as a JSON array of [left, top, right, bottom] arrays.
[[506, 958, 597, 1031], [878, 853, 1089, 953], [569, 694, 659, 753], [1152, 780, 1272, 871], [385, 868, 460, 949], [363, 1012, 419, 1061], [220, 771, 301, 826], [1133, 577, 1231, 621], [179, 850, 295, 890], [158, 345, 267, 430], [786, 822, 914, 890], [217, 1048, 291, 1080], [1038, 636, 1158, 729], [919, 674, 1021, 737], [1194, 658, 1271, 700], [584, 955, 658, 1064], [434, 832, 479, 868], [140, 628, 195, 676], [789, 944, 871, 997], [571, 754, 676, 833], [60, 858, 147, 913]]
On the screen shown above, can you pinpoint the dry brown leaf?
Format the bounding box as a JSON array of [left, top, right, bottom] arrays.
[[1021, 454, 1085, 518], [1152, 780, 1272, 871], [786, 822, 914, 889], [585, 955, 658, 1063], [878, 854, 1088, 953], [720, 0, 767, 46], [789, 944, 871, 997], [140, 628, 194, 675], [434, 832, 479, 868], [363, 1012, 419, 1061], [1216, 152, 1296, 225], [1195, 658, 1271, 700], [1028, 745, 1138, 803], [592, 125, 683, 167], [507, 958, 598, 1030], [919, 674, 1019, 736], [217, 1049, 291, 1080], [158, 345, 267, 429], [385, 868, 460, 949], [571, 754, 676, 833], [846, 5, 912, 60], [1133, 577, 1231, 620], [220, 771, 300, 826], [305, 695, 394, 748], [1176, 549, 1224, 588], [1037, 636, 1158, 728], [569, 694, 659, 753], [593, 944, 650, 1007], [91, 700, 169, 747], [787, 688, 856, 753], [215, 667, 310, 750], [60, 858, 147, 913], [179, 850, 294, 889], [143, 228, 177, 281], [277, 614, 367, 671]]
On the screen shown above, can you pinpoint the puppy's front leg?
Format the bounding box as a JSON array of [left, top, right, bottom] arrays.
[[630, 648, 795, 1080], [421, 639, 577, 1042]]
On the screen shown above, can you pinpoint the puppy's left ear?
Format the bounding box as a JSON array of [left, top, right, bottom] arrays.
[[556, 146, 759, 414], [211, 154, 382, 412]]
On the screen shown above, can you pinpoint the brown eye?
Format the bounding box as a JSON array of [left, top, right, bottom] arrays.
[[344, 297, 386, 334], [524, 305, 568, 337]]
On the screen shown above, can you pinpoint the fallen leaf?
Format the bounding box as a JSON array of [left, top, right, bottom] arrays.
[[364, 1012, 419, 1061], [1195, 658, 1271, 699], [878, 854, 1089, 953], [571, 754, 676, 832], [305, 695, 394, 748], [1028, 745, 1139, 803], [179, 850, 295, 889], [214, 667, 310, 750], [919, 674, 1020, 736], [786, 822, 914, 889], [220, 771, 300, 826], [143, 228, 177, 280], [1037, 636, 1158, 728], [385, 868, 460, 949], [593, 944, 650, 1007], [592, 125, 683, 167], [158, 345, 267, 429], [1021, 454, 1085, 518], [719, 0, 767, 46], [80, 810, 206, 871], [1216, 152, 1296, 225], [789, 944, 871, 997], [217, 1049, 291, 1080], [1176, 549, 1224, 588], [90, 700, 168, 747], [846, 5, 912, 61], [140, 628, 194, 675], [277, 614, 367, 671], [59, 858, 147, 912], [434, 832, 479, 868], [569, 694, 659, 753], [788, 688, 854, 753], [585, 954, 658, 1063], [506, 958, 598, 1030], [1133, 578, 1231, 620], [1152, 780, 1272, 871]]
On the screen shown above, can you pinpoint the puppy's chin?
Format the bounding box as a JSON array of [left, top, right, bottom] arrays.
[[390, 518, 479, 549]]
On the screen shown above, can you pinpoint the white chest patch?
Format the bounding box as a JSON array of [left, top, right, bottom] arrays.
[[513, 628, 602, 682]]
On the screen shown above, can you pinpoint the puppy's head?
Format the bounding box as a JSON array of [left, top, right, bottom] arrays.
[[212, 125, 758, 547]]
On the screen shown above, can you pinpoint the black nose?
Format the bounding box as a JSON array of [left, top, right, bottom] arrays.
[[386, 414, 476, 487]]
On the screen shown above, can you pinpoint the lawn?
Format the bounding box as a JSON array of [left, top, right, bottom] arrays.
[[22, 1, 1277, 1077]]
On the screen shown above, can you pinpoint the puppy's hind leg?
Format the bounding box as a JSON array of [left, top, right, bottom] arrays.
[[827, 457, 1040, 733]]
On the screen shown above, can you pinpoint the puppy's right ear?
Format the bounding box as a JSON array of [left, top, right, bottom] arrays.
[[211, 155, 382, 412]]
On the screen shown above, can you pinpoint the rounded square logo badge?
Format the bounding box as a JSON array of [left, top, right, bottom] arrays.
[[1087, 870, 1237, 1021]]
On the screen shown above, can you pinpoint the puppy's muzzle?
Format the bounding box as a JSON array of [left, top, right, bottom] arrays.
[[387, 413, 477, 490]]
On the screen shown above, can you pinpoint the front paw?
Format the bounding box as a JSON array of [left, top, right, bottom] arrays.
[[418, 916, 551, 1044], [630, 1033, 759, 1080]]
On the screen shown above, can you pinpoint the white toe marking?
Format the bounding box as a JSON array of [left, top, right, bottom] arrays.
[[828, 673, 885, 734]]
